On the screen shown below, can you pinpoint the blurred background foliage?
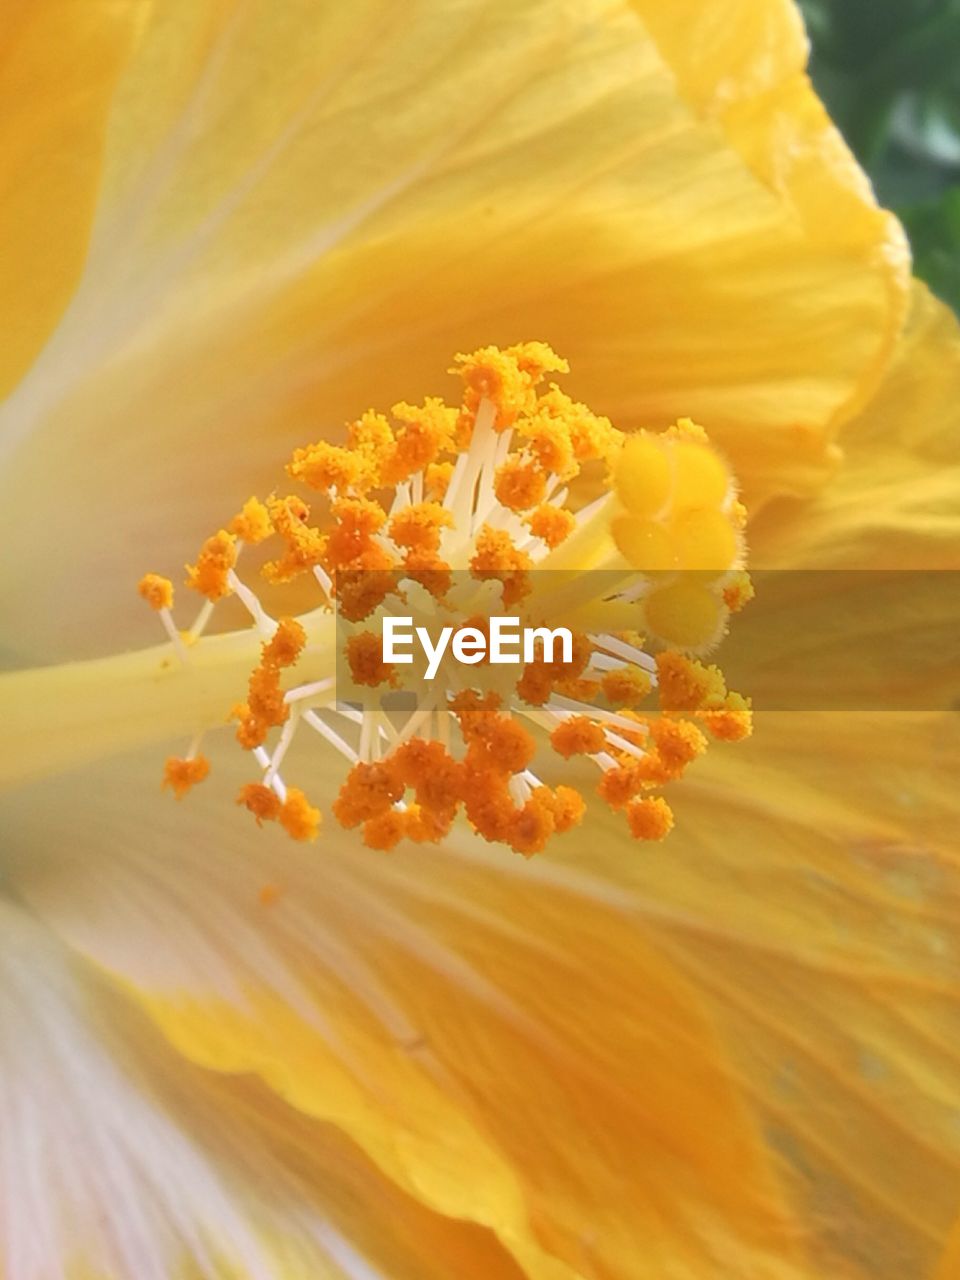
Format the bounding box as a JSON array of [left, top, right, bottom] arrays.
[[801, 0, 960, 312]]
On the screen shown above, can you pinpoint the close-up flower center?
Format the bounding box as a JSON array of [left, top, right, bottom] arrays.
[[141, 344, 754, 854], [3, 2, 960, 1277]]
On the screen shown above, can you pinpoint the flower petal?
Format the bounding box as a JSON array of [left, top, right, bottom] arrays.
[[540, 710, 960, 1279], [5, 744, 812, 1280], [719, 567, 960, 717], [634, 2, 897, 246], [9, 716, 958, 1277], [0, 0, 906, 662], [936, 1217, 960, 1280], [0, 901, 297, 1279], [182, 1070, 559, 1280], [0, 896, 542, 1280], [0, 2, 140, 398], [634, 0, 910, 422], [751, 282, 960, 569]]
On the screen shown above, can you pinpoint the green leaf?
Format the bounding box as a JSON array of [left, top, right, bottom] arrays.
[[900, 188, 960, 312], [802, 0, 960, 314]]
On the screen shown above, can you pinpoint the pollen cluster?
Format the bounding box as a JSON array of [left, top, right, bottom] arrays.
[[330, 694, 586, 856], [140, 344, 753, 857]]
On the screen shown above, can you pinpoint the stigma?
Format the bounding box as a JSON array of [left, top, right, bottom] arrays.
[[139, 344, 752, 856]]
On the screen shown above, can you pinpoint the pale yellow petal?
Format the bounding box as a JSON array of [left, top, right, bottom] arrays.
[[0, 1, 143, 397], [751, 282, 960, 569], [6, 743, 813, 1280], [0, 900, 323, 1280], [0, 0, 905, 663], [634, 0, 908, 426], [1, 894, 535, 1280]]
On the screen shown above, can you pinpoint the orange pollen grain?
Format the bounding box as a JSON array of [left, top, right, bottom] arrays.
[[263, 496, 327, 584], [551, 716, 607, 758], [279, 788, 322, 842], [237, 782, 282, 825], [162, 755, 210, 798], [494, 456, 547, 512], [229, 497, 272, 545], [527, 503, 575, 548], [388, 501, 453, 552], [263, 617, 307, 669], [655, 652, 727, 712], [185, 531, 237, 601], [626, 795, 675, 841], [700, 692, 753, 741], [138, 573, 173, 611], [600, 666, 652, 707], [469, 526, 532, 607], [346, 631, 396, 688]]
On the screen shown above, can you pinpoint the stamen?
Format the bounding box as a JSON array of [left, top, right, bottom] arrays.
[[226, 568, 275, 637], [137, 574, 188, 663], [140, 345, 752, 854]]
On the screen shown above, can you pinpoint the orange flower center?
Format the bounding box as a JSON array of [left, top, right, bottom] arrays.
[[139, 344, 753, 856]]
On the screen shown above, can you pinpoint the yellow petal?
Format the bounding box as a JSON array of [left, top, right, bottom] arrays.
[[719, 568, 960, 716], [0, 2, 142, 398], [6, 744, 812, 1280], [542, 709, 960, 1279], [0, 0, 905, 663], [752, 282, 960, 569], [1, 895, 532, 1280], [634, 0, 910, 433], [936, 1216, 960, 1280], [633, 1, 898, 254], [197, 1073, 559, 1280], [0, 899, 327, 1279]]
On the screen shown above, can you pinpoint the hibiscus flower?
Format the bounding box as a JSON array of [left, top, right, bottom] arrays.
[[1, 2, 958, 1278]]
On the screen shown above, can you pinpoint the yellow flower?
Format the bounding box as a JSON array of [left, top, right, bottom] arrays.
[[1, 2, 958, 1279]]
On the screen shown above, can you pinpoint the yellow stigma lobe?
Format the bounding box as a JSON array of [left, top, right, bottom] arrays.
[[140, 345, 752, 855], [610, 420, 744, 648]]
